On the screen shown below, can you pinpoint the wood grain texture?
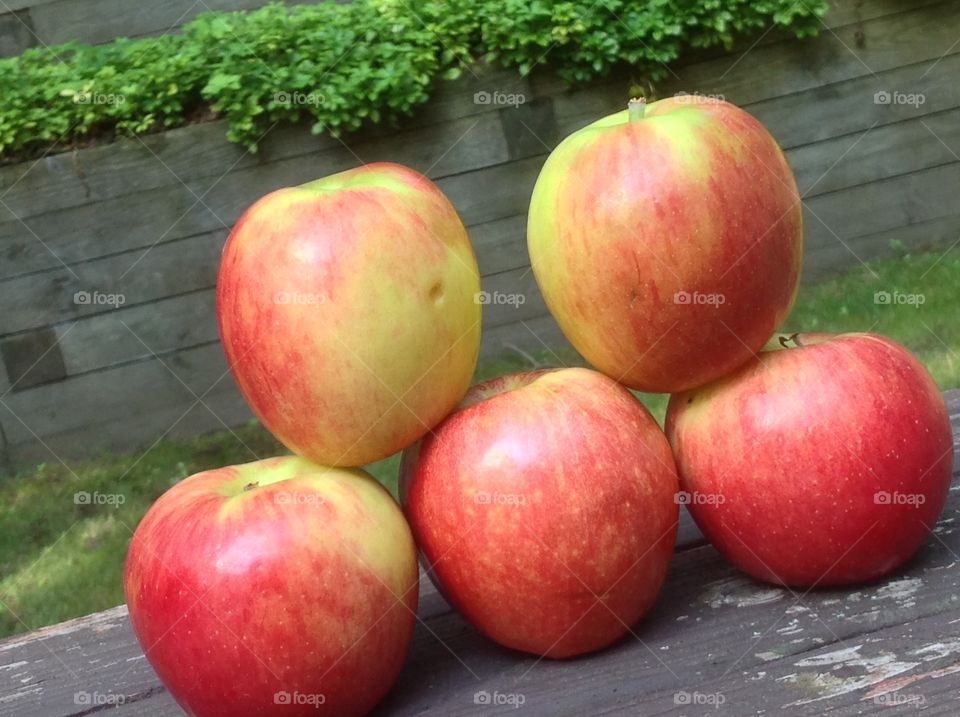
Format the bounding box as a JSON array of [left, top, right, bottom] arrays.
[[1, 393, 956, 716]]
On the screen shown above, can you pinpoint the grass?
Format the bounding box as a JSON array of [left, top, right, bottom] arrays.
[[2, 247, 958, 639]]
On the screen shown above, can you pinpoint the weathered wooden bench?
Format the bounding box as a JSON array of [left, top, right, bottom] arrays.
[[3, 391, 959, 716]]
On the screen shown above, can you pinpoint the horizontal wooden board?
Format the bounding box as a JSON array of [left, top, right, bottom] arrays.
[[1, 341, 248, 463], [803, 161, 960, 256], [805, 211, 960, 281], [0, 111, 511, 277], [470, 213, 528, 276], [0, 231, 225, 336], [789, 107, 960, 198], [658, 1, 960, 109], [56, 289, 219, 377], [751, 49, 960, 151]]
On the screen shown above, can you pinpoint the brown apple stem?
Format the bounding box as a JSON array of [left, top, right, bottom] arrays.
[[628, 97, 646, 122]]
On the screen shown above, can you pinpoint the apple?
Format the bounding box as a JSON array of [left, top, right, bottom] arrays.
[[527, 96, 803, 393], [666, 332, 954, 587], [400, 367, 679, 658], [217, 162, 482, 467], [124, 456, 418, 717]]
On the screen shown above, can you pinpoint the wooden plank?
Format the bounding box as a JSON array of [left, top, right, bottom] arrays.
[[803, 162, 960, 260], [0, 110, 509, 272], [789, 108, 960, 198], [471, 214, 528, 277], [751, 50, 960, 152], [0, 231, 225, 337], [54, 209, 534, 378], [479, 265, 548, 331], [657, 1, 960, 109], [0, 341, 238, 456], [437, 156, 545, 228], [480, 313, 568, 362], [57, 289, 219, 377], [805, 212, 960, 281], [0, 9, 37, 58]]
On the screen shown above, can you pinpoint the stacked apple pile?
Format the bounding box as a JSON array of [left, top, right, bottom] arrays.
[[124, 98, 953, 716]]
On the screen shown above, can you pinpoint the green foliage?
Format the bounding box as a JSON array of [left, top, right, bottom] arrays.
[[0, 0, 828, 159]]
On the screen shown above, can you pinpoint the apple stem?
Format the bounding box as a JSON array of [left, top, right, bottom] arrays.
[[628, 97, 646, 122]]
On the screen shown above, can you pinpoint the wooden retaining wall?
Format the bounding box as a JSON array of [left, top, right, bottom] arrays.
[[1, 0, 958, 466], [0, 0, 329, 55]]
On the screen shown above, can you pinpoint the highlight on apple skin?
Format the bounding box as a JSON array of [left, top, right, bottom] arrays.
[[124, 456, 419, 717], [217, 161, 482, 467], [527, 97, 803, 393], [665, 332, 954, 588], [400, 367, 679, 658]]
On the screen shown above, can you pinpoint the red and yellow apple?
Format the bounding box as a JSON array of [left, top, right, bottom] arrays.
[[666, 333, 953, 587], [217, 162, 481, 466], [125, 456, 418, 717], [400, 367, 679, 658], [527, 97, 803, 392]]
